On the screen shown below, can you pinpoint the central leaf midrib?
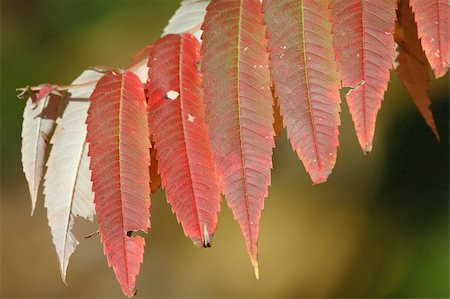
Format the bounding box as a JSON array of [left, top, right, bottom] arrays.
[[235, 0, 254, 253], [117, 73, 131, 289], [178, 36, 204, 243], [361, 0, 368, 146], [298, 1, 322, 171], [32, 96, 50, 203]]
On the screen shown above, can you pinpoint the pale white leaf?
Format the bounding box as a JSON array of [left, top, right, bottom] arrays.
[[21, 94, 60, 215], [43, 70, 102, 282], [133, 62, 150, 83], [162, 0, 210, 40]]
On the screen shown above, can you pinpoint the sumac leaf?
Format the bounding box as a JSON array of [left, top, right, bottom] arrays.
[[331, 0, 396, 152], [264, 0, 341, 183], [86, 71, 150, 297], [163, 0, 211, 40], [44, 70, 101, 282], [396, 0, 439, 140], [202, 0, 275, 276], [410, 0, 449, 78], [147, 33, 221, 247], [21, 92, 60, 214]]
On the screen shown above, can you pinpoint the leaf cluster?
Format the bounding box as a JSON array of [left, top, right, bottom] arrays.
[[19, 0, 448, 296]]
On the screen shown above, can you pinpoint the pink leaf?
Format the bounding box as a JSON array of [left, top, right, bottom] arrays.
[[202, 0, 275, 276], [410, 0, 449, 78], [331, 0, 396, 152], [264, 0, 341, 182]]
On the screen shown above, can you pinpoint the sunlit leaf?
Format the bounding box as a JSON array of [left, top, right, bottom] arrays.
[[21, 92, 60, 214], [331, 0, 396, 152], [264, 0, 341, 182], [43, 70, 101, 282], [395, 0, 440, 140], [202, 0, 275, 276], [410, 0, 449, 78], [163, 0, 210, 40], [147, 33, 221, 247], [86, 71, 150, 297]]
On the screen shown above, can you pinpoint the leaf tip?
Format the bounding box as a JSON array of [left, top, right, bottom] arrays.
[[428, 120, 440, 142], [434, 131, 441, 143], [58, 265, 69, 286], [123, 287, 137, 298], [309, 168, 333, 185], [30, 204, 35, 216], [363, 142, 373, 154], [251, 257, 259, 280], [202, 222, 212, 248], [28, 185, 39, 216]]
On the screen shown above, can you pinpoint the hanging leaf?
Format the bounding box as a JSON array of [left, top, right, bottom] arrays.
[[331, 0, 396, 152], [410, 0, 449, 78], [395, 0, 439, 140], [147, 33, 221, 247], [163, 0, 211, 40], [86, 70, 150, 297], [264, 0, 341, 182], [21, 92, 61, 215], [202, 0, 275, 276], [43, 70, 102, 282]]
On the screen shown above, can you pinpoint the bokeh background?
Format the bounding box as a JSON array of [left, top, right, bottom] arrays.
[[1, 0, 448, 298]]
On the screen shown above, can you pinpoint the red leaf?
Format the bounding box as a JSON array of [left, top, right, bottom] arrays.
[[396, 0, 440, 140], [264, 0, 341, 183], [147, 33, 221, 247], [86, 71, 150, 297], [202, 0, 275, 276], [410, 0, 449, 78], [331, 0, 396, 152]]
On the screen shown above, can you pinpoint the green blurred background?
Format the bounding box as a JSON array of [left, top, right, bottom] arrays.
[[1, 0, 449, 298]]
